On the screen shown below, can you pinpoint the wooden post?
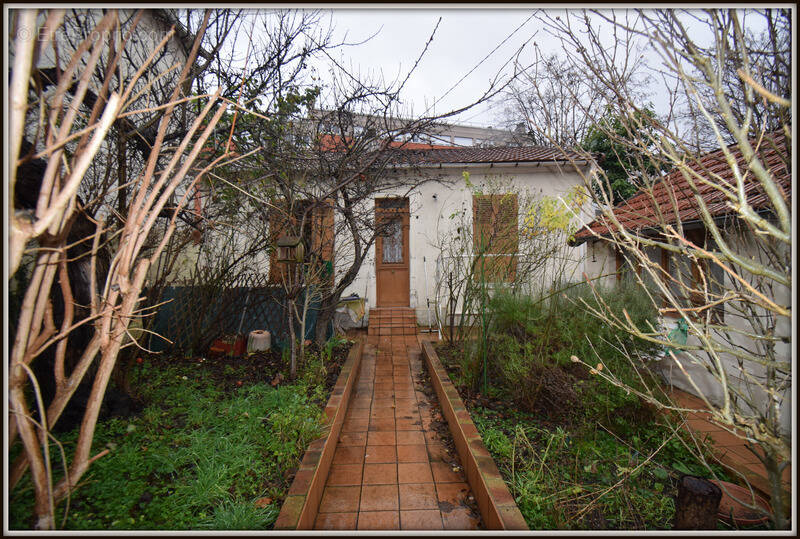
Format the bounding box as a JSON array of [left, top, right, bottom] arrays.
[[673, 475, 722, 530]]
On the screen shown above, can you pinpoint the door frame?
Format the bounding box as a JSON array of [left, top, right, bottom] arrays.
[[375, 197, 410, 307]]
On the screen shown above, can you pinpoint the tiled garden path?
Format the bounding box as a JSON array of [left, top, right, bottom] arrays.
[[313, 331, 482, 530], [670, 388, 791, 505]]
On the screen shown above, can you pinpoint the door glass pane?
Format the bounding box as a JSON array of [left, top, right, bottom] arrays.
[[382, 218, 403, 263]]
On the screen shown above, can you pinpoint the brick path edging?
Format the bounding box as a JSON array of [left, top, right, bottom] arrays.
[[274, 339, 365, 530], [420, 340, 528, 530]]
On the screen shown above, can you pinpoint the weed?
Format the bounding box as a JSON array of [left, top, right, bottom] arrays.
[[7, 343, 347, 531]]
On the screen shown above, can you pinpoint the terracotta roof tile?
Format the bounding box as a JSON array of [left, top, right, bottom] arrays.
[[573, 132, 791, 243], [389, 145, 586, 165]]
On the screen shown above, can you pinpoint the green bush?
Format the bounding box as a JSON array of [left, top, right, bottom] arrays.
[[8, 356, 329, 531], [461, 280, 658, 415]]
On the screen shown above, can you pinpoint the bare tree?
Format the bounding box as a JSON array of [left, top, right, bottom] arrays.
[[527, 8, 791, 529], [8, 9, 233, 529], [208, 14, 517, 363]]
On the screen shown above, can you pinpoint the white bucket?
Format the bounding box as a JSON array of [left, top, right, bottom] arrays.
[[247, 330, 271, 354]]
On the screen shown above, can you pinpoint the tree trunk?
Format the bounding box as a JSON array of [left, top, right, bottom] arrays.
[[315, 297, 336, 345], [288, 302, 297, 379], [765, 452, 789, 529], [673, 475, 721, 530]]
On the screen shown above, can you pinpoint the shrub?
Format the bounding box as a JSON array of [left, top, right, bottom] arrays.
[[457, 280, 659, 414]]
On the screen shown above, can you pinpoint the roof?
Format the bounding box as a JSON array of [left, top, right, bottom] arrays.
[[572, 131, 791, 244], [387, 145, 587, 166], [317, 133, 585, 165]]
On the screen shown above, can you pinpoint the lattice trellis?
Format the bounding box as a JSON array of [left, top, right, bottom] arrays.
[[145, 273, 328, 354]]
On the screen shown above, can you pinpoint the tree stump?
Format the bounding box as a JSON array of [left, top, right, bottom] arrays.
[[673, 475, 722, 529]]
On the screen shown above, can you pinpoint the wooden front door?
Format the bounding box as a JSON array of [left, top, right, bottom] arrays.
[[375, 198, 410, 307]]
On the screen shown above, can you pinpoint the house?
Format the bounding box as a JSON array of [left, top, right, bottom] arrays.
[[337, 145, 594, 327], [573, 132, 791, 433]]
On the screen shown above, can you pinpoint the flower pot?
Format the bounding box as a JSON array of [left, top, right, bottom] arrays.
[[710, 480, 770, 526]]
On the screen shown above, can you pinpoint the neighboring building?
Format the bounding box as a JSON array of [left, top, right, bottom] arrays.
[[572, 133, 791, 433], [310, 110, 518, 148]]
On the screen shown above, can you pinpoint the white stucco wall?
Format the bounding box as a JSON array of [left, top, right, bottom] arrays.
[[581, 228, 792, 435], [651, 229, 792, 435], [335, 162, 591, 327]]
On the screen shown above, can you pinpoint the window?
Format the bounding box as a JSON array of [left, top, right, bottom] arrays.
[[381, 218, 403, 263], [662, 228, 725, 321], [617, 228, 724, 321], [472, 194, 518, 282]]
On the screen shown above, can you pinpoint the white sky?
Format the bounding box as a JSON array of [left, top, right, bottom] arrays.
[[317, 8, 544, 128], [300, 7, 774, 130]]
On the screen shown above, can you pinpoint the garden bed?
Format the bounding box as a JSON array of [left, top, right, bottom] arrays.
[[9, 339, 352, 531], [428, 284, 765, 531]]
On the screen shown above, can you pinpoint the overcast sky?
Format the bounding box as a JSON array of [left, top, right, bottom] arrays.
[[228, 7, 773, 132], [312, 8, 546, 129]]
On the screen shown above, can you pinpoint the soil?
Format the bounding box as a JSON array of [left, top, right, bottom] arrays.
[[141, 340, 352, 403], [414, 358, 484, 527], [434, 341, 583, 427]]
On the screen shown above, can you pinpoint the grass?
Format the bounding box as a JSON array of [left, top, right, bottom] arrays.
[[9, 340, 351, 531], [436, 281, 744, 530]]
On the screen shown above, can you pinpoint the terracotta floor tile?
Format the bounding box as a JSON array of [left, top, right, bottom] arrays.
[[397, 444, 428, 463], [424, 430, 443, 444], [426, 441, 451, 462], [395, 410, 420, 421], [365, 444, 397, 464], [396, 430, 426, 445], [342, 418, 369, 433], [350, 398, 372, 410], [400, 509, 443, 530], [338, 432, 367, 446], [431, 461, 465, 483], [333, 445, 365, 465], [367, 431, 397, 445], [360, 484, 399, 511], [436, 482, 470, 505], [357, 510, 400, 530], [370, 407, 395, 418], [327, 464, 364, 486], [314, 511, 358, 530], [363, 463, 398, 485], [687, 418, 725, 433], [398, 462, 433, 483], [369, 417, 396, 431], [346, 407, 370, 419], [441, 506, 481, 530], [399, 483, 439, 510], [319, 485, 361, 513], [372, 398, 395, 409], [310, 331, 485, 530], [396, 418, 423, 431], [394, 406, 417, 416]]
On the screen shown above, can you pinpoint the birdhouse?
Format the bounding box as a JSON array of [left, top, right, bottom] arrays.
[[276, 235, 305, 263]]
